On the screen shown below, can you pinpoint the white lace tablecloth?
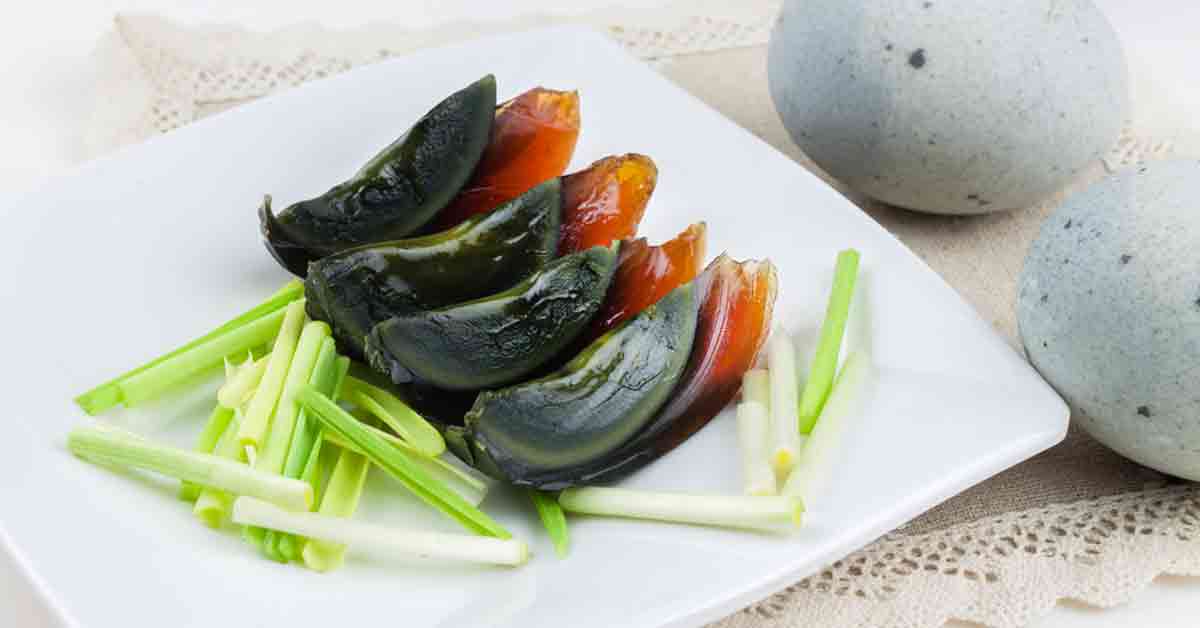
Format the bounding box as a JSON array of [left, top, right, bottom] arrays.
[[33, 1, 1200, 626]]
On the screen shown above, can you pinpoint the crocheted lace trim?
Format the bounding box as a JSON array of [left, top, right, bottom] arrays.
[[718, 485, 1200, 628]]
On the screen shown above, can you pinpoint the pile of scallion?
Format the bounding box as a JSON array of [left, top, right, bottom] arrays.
[[738, 249, 874, 503], [71, 281, 521, 569], [70, 264, 857, 571]]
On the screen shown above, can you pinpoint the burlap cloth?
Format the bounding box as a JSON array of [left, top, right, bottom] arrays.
[[84, 5, 1200, 626]]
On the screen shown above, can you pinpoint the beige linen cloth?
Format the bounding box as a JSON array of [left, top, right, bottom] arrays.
[[85, 4, 1200, 626]]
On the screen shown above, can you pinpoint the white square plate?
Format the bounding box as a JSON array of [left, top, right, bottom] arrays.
[[0, 26, 1067, 628]]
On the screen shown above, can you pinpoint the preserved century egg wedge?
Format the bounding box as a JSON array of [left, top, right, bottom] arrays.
[[589, 222, 706, 340], [261, 75, 497, 275], [304, 179, 561, 356], [559, 154, 657, 254], [365, 244, 620, 391], [507, 254, 777, 488], [432, 87, 581, 229], [458, 283, 697, 485]]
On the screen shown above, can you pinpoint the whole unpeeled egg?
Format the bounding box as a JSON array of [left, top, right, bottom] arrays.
[[1018, 160, 1200, 479], [768, 0, 1129, 215]]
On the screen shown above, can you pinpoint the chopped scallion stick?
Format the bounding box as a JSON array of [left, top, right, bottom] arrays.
[[528, 489, 569, 558], [113, 306, 290, 408], [298, 387, 510, 539], [298, 357, 350, 499], [289, 357, 353, 551], [234, 497, 529, 568], [193, 489, 233, 529], [278, 339, 339, 488], [273, 339, 343, 562], [737, 402, 777, 496], [218, 354, 269, 409], [194, 412, 247, 528], [783, 352, 873, 503], [250, 320, 330, 561], [74, 280, 303, 415], [798, 249, 860, 433], [434, 456, 491, 506], [180, 405, 236, 501], [237, 300, 306, 452], [842, 269, 872, 361], [301, 450, 371, 572], [742, 369, 770, 409], [792, 327, 819, 399], [68, 423, 311, 512], [301, 438, 339, 505], [323, 429, 488, 506], [558, 487, 803, 533], [255, 321, 330, 476], [768, 328, 802, 475], [342, 377, 445, 456]]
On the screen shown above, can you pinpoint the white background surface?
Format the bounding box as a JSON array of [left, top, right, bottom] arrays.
[[0, 2, 1196, 627]]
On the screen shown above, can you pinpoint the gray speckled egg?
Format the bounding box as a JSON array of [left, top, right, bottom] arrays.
[[1018, 160, 1200, 479], [768, 0, 1128, 215]]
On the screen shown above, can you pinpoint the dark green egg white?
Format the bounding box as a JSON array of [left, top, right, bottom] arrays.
[[365, 243, 621, 391], [457, 282, 698, 487], [303, 179, 561, 356], [260, 75, 497, 276]]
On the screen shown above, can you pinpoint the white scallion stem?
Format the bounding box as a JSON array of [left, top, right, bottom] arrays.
[[218, 354, 269, 409], [180, 404, 236, 501], [255, 321, 330, 475], [192, 412, 245, 527], [842, 268, 872, 362], [248, 319, 330, 560], [783, 352, 874, 504], [558, 487, 802, 532], [69, 424, 311, 512], [792, 327, 819, 401], [301, 451, 371, 572], [233, 497, 528, 567], [237, 300, 306, 450], [768, 328, 802, 475], [741, 369, 770, 409], [193, 490, 233, 529], [737, 402, 777, 496]]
